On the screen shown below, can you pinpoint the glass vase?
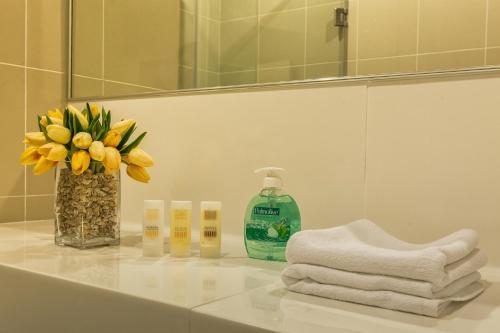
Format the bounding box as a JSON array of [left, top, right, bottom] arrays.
[[54, 165, 120, 249]]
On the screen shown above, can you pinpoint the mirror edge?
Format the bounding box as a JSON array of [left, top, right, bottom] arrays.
[[68, 66, 500, 102], [67, 2, 500, 102]]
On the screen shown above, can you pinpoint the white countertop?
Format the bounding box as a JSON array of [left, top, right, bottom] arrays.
[[0, 221, 499, 333]]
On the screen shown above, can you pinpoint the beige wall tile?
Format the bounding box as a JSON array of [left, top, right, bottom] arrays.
[[260, 0, 305, 14], [27, 0, 67, 72], [366, 77, 500, 266], [71, 75, 103, 98], [259, 9, 306, 68], [207, 20, 220, 72], [72, 0, 103, 78], [104, 0, 179, 90], [27, 70, 65, 132], [418, 50, 485, 72], [306, 3, 346, 64], [0, 197, 24, 223], [347, 60, 357, 76], [358, 0, 418, 59], [221, 0, 257, 20], [210, 0, 222, 20], [0, 65, 25, 197], [26, 70, 65, 195], [305, 62, 343, 79], [181, 0, 195, 13], [200, 0, 222, 20], [358, 56, 416, 76], [0, 0, 25, 65], [219, 71, 256, 85], [220, 18, 258, 72], [103, 81, 158, 97], [26, 169, 55, 196], [488, 0, 500, 47], [197, 18, 220, 72], [179, 66, 195, 89], [486, 47, 500, 66], [196, 70, 220, 88], [26, 195, 54, 221], [308, 0, 346, 6], [419, 0, 487, 53], [347, 0, 358, 61], [196, 16, 209, 70], [180, 11, 195, 67], [258, 66, 305, 83]]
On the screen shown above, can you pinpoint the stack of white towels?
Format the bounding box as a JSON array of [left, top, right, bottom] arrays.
[[282, 219, 487, 317]]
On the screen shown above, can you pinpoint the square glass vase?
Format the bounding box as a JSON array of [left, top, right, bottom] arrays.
[[55, 166, 120, 249]]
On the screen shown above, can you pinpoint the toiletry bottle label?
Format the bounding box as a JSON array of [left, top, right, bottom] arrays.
[[202, 210, 218, 239], [144, 225, 160, 239], [246, 206, 291, 242]]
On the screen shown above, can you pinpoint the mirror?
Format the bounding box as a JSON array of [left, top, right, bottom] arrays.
[[70, 0, 500, 99]]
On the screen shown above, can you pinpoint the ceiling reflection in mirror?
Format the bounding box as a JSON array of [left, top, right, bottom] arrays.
[[70, 0, 500, 99]]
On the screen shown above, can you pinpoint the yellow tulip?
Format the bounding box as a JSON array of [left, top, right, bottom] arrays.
[[126, 164, 150, 183], [24, 132, 47, 146], [111, 119, 135, 136], [102, 147, 121, 171], [128, 148, 154, 167], [89, 141, 105, 161], [40, 116, 63, 127], [48, 109, 63, 119], [71, 150, 91, 175], [103, 130, 121, 147], [33, 156, 57, 175], [68, 104, 89, 129], [72, 132, 93, 149], [20, 146, 41, 165], [37, 143, 67, 162], [46, 124, 71, 144], [90, 105, 100, 118]]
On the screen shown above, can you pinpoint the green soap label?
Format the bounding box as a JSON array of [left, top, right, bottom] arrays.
[[252, 207, 280, 217], [246, 206, 291, 242]]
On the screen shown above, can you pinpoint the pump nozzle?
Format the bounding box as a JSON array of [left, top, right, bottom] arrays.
[[254, 167, 285, 189]]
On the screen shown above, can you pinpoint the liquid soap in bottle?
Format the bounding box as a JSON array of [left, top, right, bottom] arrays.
[[244, 167, 301, 261]]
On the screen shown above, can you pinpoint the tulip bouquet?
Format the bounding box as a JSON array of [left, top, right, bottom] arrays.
[[20, 104, 154, 248], [20, 104, 154, 182]]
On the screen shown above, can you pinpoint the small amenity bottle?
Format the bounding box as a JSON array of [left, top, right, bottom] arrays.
[[170, 201, 192, 257], [244, 167, 301, 261], [143, 200, 165, 257], [200, 201, 222, 258]]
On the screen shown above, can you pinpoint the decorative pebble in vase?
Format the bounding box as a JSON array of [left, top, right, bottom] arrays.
[[20, 104, 154, 249]]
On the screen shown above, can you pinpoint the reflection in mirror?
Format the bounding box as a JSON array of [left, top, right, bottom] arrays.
[[70, 0, 500, 99]]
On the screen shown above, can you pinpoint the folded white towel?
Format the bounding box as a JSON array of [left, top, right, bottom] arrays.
[[283, 248, 487, 298], [286, 219, 480, 285], [282, 259, 484, 299], [286, 278, 485, 317]]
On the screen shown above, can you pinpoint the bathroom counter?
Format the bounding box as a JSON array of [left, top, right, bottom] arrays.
[[0, 220, 499, 333]]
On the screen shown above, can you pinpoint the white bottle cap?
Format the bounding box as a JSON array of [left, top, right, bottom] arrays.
[[171, 200, 192, 209], [144, 200, 164, 210], [200, 201, 222, 210], [254, 167, 285, 189]]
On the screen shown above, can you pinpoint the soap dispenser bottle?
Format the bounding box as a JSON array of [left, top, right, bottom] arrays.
[[244, 167, 301, 261]]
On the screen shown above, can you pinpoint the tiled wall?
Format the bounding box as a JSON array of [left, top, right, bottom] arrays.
[[0, 0, 67, 223], [347, 0, 500, 76], [72, 0, 180, 97]]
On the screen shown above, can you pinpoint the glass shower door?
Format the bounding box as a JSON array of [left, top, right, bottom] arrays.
[[179, 0, 349, 89]]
